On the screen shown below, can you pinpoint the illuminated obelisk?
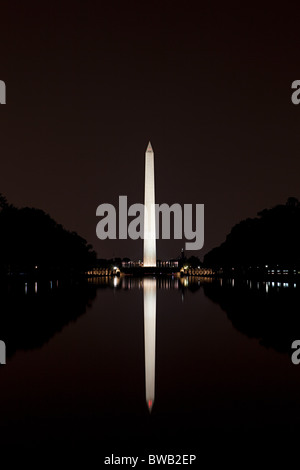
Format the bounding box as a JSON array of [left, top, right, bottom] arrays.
[[143, 278, 156, 412], [143, 142, 156, 267]]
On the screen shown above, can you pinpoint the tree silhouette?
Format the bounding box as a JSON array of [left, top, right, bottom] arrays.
[[204, 198, 300, 269], [0, 194, 96, 275]]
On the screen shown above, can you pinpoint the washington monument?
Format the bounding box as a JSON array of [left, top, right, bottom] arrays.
[[143, 142, 156, 267], [143, 278, 156, 411]]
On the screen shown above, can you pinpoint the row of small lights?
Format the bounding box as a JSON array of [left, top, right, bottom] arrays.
[[24, 280, 59, 294]]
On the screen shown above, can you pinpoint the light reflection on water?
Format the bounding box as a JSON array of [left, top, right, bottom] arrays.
[[143, 278, 156, 412], [1, 276, 300, 454]]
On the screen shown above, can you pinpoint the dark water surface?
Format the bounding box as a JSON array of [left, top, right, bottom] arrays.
[[0, 276, 300, 464]]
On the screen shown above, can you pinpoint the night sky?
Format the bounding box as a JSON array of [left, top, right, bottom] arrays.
[[0, 2, 300, 260]]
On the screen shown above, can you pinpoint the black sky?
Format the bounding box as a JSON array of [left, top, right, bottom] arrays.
[[0, 1, 300, 260]]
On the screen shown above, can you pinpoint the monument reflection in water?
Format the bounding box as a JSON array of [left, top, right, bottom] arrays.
[[143, 278, 156, 412], [2, 274, 300, 460]]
